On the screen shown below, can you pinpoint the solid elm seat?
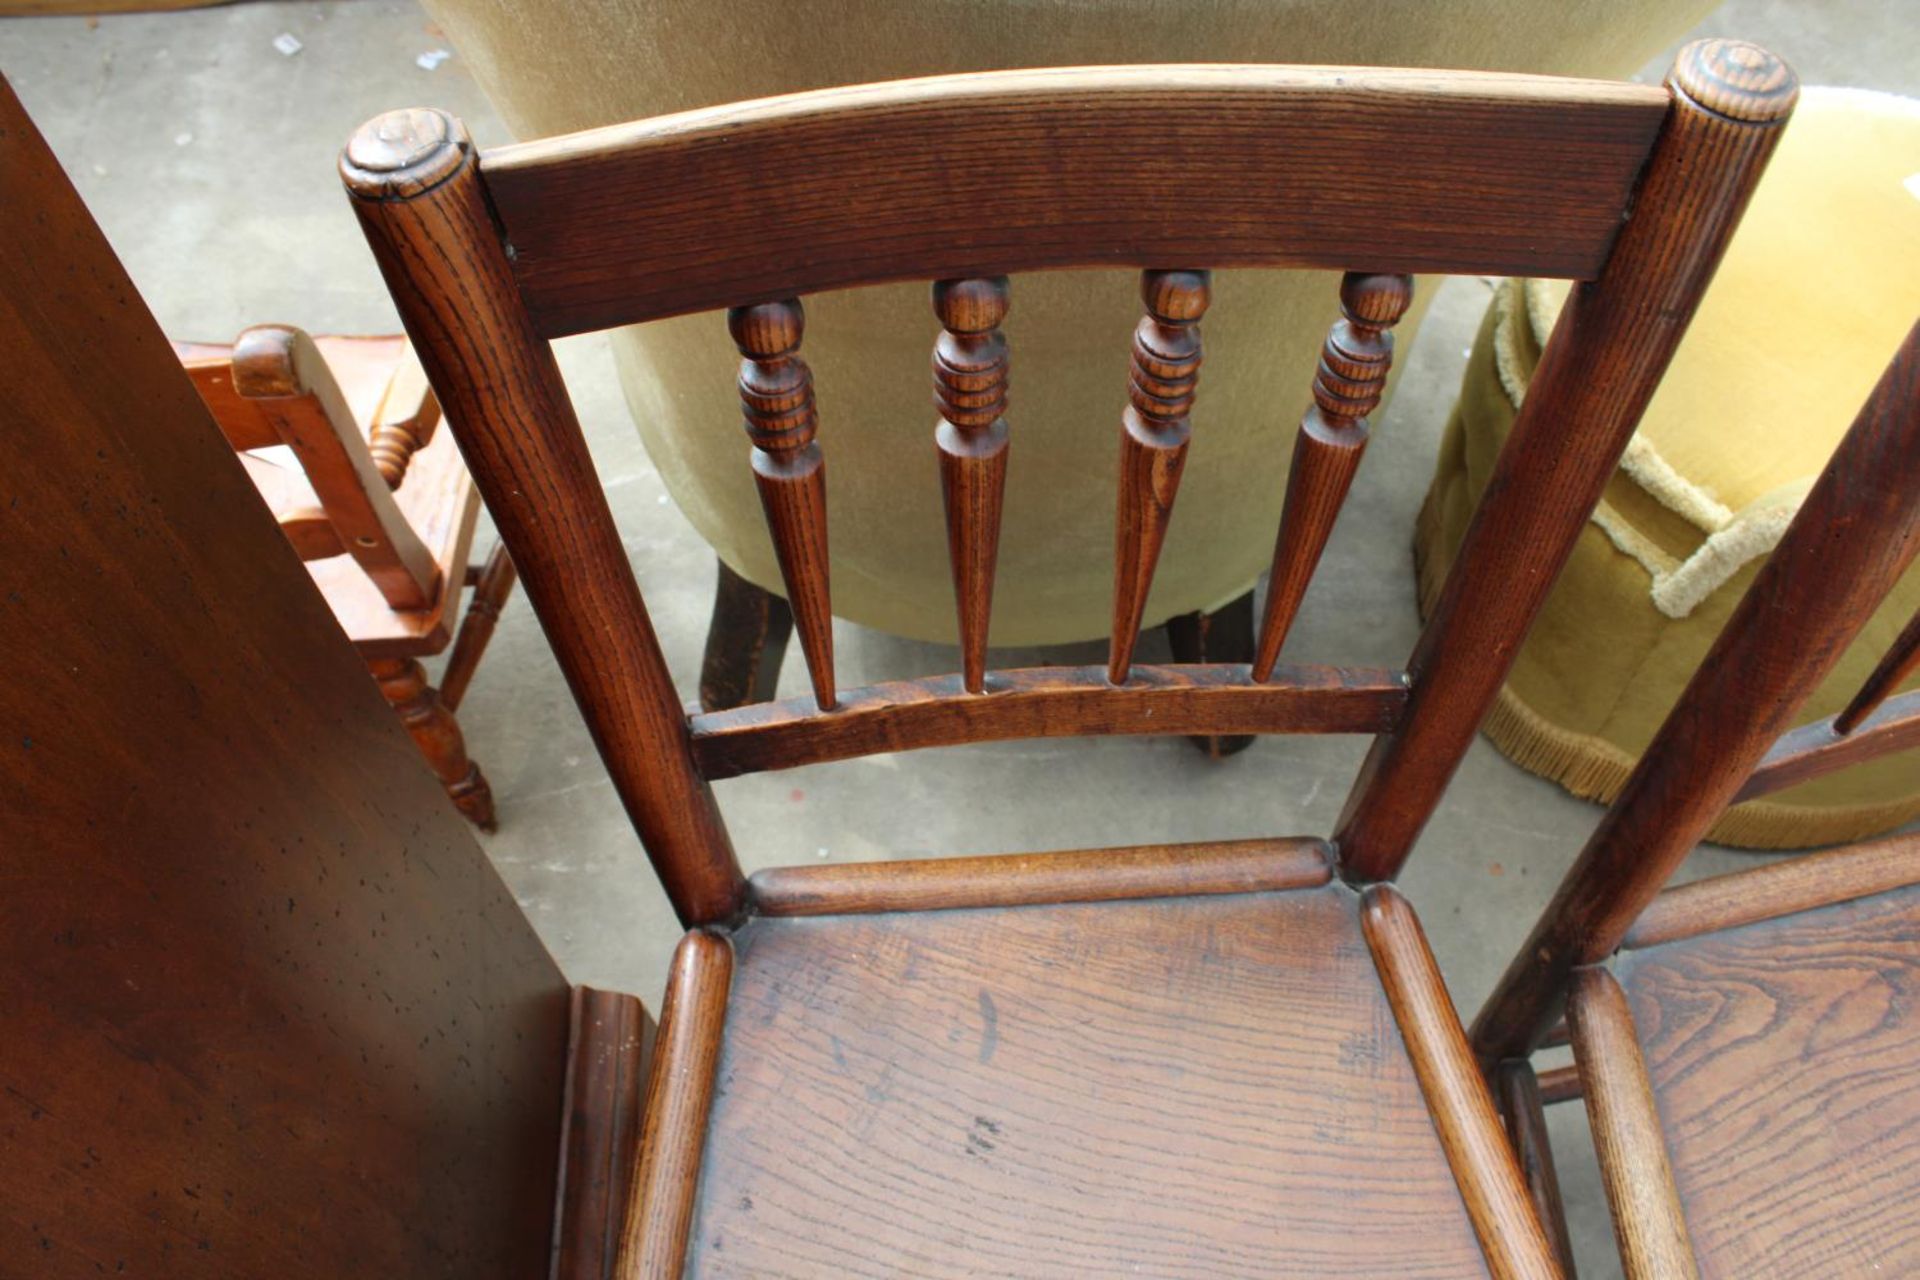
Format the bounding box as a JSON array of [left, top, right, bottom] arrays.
[[1613, 858, 1920, 1279], [692, 880, 1486, 1278]]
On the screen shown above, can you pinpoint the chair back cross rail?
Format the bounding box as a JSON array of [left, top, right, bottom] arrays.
[[342, 45, 1796, 927], [1472, 316, 1920, 1069]]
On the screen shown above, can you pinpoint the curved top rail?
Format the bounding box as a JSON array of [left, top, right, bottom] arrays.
[[478, 64, 1669, 336]]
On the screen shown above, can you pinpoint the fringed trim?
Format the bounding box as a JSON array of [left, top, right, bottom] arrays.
[[1414, 498, 1920, 851], [1478, 686, 1920, 851], [1496, 277, 1794, 619]]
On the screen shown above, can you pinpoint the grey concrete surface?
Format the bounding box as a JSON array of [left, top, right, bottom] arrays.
[[4, 4, 1911, 1275]]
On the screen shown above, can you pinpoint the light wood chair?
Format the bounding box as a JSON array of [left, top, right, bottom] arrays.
[[342, 41, 1794, 1278], [177, 327, 518, 830], [1473, 320, 1920, 1278]]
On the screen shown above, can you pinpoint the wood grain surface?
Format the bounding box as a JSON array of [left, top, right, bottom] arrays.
[[1, 78, 568, 1279], [480, 66, 1666, 335], [685, 889, 1496, 1277], [1362, 887, 1562, 1279], [1567, 969, 1699, 1280], [555, 987, 655, 1280], [342, 107, 747, 925], [750, 837, 1332, 915], [688, 663, 1408, 778], [1623, 831, 1920, 950], [1337, 39, 1799, 887], [1616, 886, 1920, 1278]]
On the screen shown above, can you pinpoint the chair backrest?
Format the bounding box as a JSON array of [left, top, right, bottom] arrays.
[[178, 325, 441, 609], [1473, 318, 1920, 1067], [341, 43, 1796, 927]]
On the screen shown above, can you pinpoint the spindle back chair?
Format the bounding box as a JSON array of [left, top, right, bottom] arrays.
[[345, 42, 1793, 1279], [1472, 321, 1920, 1278]]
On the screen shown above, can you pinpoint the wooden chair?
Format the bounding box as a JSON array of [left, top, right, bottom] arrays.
[[1472, 320, 1920, 1278], [340, 41, 1795, 1278], [176, 327, 518, 830]]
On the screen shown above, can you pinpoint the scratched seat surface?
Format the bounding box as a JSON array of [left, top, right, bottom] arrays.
[[685, 886, 1489, 1278], [1614, 881, 1920, 1280]]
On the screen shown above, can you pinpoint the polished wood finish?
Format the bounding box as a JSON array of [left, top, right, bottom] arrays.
[[1622, 830, 1920, 950], [231, 323, 440, 608], [698, 557, 794, 711], [343, 108, 746, 927], [1253, 272, 1414, 680], [1362, 887, 1561, 1279], [1474, 314, 1918, 1065], [1165, 588, 1259, 757], [730, 299, 835, 709], [1335, 40, 1798, 886], [751, 837, 1331, 915], [1111, 269, 1210, 683], [933, 275, 1012, 694], [370, 656, 497, 831], [482, 67, 1668, 336], [339, 48, 1801, 1274], [1, 76, 568, 1276], [440, 542, 517, 711], [1494, 1062, 1580, 1278], [1734, 687, 1920, 802], [687, 887, 1505, 1277], [182, 328, 510, 826], [618, 933, 732, 1280], [554, 987, 655, 1280], [1837, 602, 1920, 734], [1566, 969, 1698, 1280], [1614, 883, 1920, 1279], [368, 348, 441, 489], [1536, 1064, 1583, 1106], [688, 663, 1409, 779]]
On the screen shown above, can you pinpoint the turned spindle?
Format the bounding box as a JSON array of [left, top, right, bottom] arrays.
[[1252, 272, 1414, 681], [369, 423, 426, 488], [730, 298, 835, 710], [1110, 268, 1210, 684], [933, 276, 1012, 695]]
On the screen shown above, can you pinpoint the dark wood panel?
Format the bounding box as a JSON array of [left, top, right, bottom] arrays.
[[481, 66, 1667, 336], [0, 78, 569, 1279], [689, 663, 1408, 778], [751, 837, 1331, 915], [1617, 886, 1920, 1279], [688, 889, 1495, 1277]]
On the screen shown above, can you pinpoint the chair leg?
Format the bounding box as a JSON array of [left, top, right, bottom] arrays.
[[370, 657, 497, 832], [1164, 588, 1257, 758], [699, 555, 793, 712], [440, 542, 517, 712]]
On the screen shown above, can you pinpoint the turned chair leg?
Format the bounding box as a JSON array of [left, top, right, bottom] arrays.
[[370, 657, 498, 831], [440, 542, 517, 712], [699, 556, 794, 712], [1165, 588, 1258, 759]]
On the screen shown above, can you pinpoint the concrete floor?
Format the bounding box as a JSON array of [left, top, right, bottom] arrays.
[[5, 4, 1911, 1275]]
